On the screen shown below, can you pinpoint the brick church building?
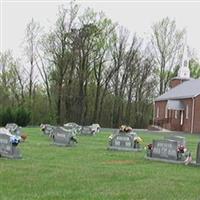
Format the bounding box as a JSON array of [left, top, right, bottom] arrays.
[[154, 46, 200, 133]]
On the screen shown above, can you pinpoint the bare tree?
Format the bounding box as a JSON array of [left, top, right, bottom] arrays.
[[151, 17, 185, 95], [24, 18, 41, 106]]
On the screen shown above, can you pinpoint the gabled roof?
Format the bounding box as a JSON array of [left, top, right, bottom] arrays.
[[155, 79, 200, 101]]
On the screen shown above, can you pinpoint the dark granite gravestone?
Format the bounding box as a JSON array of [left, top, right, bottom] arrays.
[[152, 139, 178, 161], [164, 135, 186, 147], [80, 126, 95, 135], [53, 127, 77, 147], [5, 123, 21, 136], [0, 129, 22, 159], [196, 142, 200, 164], [108, 132, 142, 151], [146, 139, 186, 164]]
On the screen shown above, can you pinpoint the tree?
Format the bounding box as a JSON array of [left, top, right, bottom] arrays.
[[151, 17, 185, 95]]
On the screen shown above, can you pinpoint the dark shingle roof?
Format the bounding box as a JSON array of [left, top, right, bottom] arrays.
[[155, 79, 200, 101]]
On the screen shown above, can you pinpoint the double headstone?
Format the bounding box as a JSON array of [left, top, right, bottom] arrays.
[[108, 132, 141, 151], [146, 139, 186, 163], [151, 139, 178, 161], [0, 129, 22, 159], [53, 127, 77, 147]]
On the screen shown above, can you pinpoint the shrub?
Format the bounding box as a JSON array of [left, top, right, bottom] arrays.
[[0, 107, 31, 127]]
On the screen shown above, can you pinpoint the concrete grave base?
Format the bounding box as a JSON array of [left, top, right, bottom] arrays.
[[0, 147, 22, 159], [145, 156, 185, 164], [108, 146, 142, 152], [189, 161, 200, 167]]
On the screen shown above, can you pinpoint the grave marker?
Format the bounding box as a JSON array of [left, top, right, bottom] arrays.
[[81, 126, 95, 135], [0, 129, 22, 159], [152, 139, 178, 161], [108, 132, 142, 151], [196, 142, 200, 164], [53, 127, 77, 146]]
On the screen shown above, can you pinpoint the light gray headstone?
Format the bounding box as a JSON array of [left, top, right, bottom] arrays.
[[152, 139, 178, 161], [0, 131, 22, 159], [53, 127, 75, 146], [43, 124, 55, 136], [81, 126, 94, 135]]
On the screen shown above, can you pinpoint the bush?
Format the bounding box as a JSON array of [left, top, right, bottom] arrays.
[[14, 107, 31, 126], [0, 107, 31, 127]]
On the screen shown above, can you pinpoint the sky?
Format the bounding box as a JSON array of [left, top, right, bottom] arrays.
[[1, 0, 200, 59]]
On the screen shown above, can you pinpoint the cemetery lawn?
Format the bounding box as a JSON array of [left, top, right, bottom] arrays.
[[0, 128, 200, 200]]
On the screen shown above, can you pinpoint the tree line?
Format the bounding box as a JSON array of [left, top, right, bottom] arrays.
[[1, 3, 200, 128]]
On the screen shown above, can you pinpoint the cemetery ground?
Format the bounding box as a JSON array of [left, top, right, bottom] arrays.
[[0, 128, 200, 200]]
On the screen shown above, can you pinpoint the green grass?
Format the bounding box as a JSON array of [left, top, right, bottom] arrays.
[[0, 128, 200, 200]]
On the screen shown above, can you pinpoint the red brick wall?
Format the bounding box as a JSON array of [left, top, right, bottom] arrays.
[[193, 95, 200, 133], [154, 98, 193, 132], [181, 98, 193, 132]]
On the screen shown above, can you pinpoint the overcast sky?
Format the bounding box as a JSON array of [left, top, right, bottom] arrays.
[[1, 0, 200, 58]]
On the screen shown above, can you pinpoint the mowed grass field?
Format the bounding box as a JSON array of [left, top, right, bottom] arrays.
[[0, 128, 200, 200]]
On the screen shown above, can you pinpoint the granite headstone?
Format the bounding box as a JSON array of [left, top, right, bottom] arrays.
[[53, 127, 76, 146], [108, 132, 141, 151], [152, 139, 178, 161], [0, 129, 22, 159], [196, 142, 200, 164], [81, 126, 95, 135]]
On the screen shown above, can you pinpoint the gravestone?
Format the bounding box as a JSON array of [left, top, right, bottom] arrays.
[[146, 139, 186, 163], [53, 127, 77, 147], [63, 123, 82, 134], [0, 129, 22, 159], [41, 124, 55, 136], [196, 142, 200, 164], [91, 124, 100, 133], [5, 123, 21, 136], [81, 126, 95, 135], [108, 132, 141, 151], [152, 139, 178, 161], [164, 135, 186, 147]]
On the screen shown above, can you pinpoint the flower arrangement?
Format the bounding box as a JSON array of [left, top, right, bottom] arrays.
[[10, 135, 21, 146], [177, 145, 187, 160]]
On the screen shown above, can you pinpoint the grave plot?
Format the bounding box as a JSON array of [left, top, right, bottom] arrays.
[[0, 128, 22, 159], [5, 123, 21, 136], [52, 127, 78, 147], [108, 131, 143, 151], [145, 138, 189, 164], [80, 126, 96, 135]]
